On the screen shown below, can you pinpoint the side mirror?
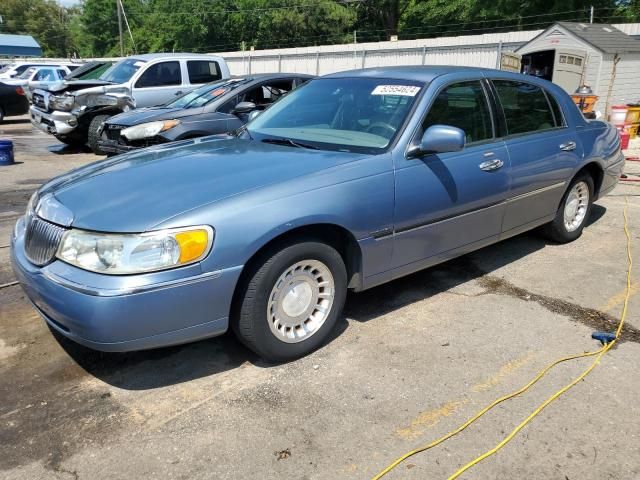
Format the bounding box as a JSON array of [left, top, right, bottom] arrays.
[[408, 124, 466, 157], [232, 101, 257, 115]]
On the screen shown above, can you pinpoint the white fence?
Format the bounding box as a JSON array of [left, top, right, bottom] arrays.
[[218, 30, 541, 76]]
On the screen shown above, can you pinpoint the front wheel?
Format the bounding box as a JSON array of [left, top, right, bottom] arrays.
[[232, 240, 347, 362], [541, 173, 594, 243], [88, 114, 111, 155]]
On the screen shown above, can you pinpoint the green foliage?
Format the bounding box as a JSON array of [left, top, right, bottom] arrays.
[[1, 0, 639, 58], [0, 0, 75, 57]]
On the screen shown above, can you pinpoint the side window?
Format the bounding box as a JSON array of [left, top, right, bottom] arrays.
[[35, 69, 54, 81], [492, 80, 556, 135], [422, 80, 493, 144], [241, 80, 294, 108], [135, 61, 181, 88], [218, 95, 239, 114], [57, 69, 67, 79], [187, 61, 221, 84], [545, 91, 566, 127]]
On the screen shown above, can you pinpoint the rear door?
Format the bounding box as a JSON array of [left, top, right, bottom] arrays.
[[392, 79, 510, 277], [490, 79, 582, 235]]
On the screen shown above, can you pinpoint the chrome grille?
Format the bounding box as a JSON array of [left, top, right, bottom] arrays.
[[24, 215, 66, 266], [33, 93, 47, 111]]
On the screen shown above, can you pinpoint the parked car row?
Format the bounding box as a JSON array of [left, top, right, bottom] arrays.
[[0, 60, 104, 122], [11, 65, 624, 361]]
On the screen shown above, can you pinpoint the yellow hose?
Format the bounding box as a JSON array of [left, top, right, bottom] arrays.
[[373, 196, 633, 480]]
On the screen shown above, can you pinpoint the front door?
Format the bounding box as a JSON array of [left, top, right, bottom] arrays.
[[132, 61, 186, 107], [392, 80, 510, 278]]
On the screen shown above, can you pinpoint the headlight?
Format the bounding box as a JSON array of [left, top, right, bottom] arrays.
[[50, 95, 75, 111], [56, 226, 213, 274], [26, 191, 37, 215], [86, 95, 119, 107], [121, 120, 181, 141]]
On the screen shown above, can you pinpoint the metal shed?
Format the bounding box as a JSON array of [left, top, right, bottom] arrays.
[[516, 22, 640, 112], [0, 34, 42, 57]]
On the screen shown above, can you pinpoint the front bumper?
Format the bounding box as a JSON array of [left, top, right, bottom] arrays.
[[97, 138, 141, 155], [30, 106, 78, 136], [11, 224, 242, 352]]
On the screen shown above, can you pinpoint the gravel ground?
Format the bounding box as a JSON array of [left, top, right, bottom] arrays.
[[1, 116, 639, 480]]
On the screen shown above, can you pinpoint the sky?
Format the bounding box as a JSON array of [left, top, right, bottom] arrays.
[[58, 0, 80, 6]]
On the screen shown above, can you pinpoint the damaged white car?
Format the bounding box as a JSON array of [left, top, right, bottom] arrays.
[[30, 53, 230, 154]]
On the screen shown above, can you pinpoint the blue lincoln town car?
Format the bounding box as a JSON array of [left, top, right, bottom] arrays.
[[11, 66, 624, 361]]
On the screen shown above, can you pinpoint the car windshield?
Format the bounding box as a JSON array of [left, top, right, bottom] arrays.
[[18, 67, 36, 79], [100, 58, 146, 84], [0, 65, 13, 74], [247, 77, 423, 153], [167, 78, 250, 109]]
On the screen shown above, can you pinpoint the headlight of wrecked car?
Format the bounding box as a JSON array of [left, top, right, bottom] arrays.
[[86, 95, 120, 107], [121, 120, 181, 141], [56, 226, 213, 274], [49, 95, 75, 111]]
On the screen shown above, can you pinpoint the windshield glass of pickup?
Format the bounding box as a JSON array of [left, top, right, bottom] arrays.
[[167, 78, 250, 109], [247, 77, 423, 153], [100, 58, 146, 84]]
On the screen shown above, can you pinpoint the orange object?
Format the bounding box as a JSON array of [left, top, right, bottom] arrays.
[[571, 94, 598, 113], [626, 123, 639, 139]]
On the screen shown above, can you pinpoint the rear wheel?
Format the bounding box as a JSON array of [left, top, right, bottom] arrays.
[[88, 114, 111, 155], [232, 240, 347, 362], [541, 173, 594, 243]]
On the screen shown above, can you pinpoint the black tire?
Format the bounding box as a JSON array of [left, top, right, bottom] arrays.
[[232, 240, 347, 362], [0, 107, 5, 122], [87, 114, 111, 155], [541, 172, 594, 243]]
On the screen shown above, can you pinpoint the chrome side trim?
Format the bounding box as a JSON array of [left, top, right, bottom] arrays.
[[505, 182, 566, 203], [42, 269, 223, 297]]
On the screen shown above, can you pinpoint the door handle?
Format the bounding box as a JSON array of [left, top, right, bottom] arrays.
[[479, 159, 504, 171], [559, 141, 576, 151], [174, 90, 183, 96]]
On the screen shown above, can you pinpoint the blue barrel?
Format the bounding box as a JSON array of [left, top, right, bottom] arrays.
[[0, 140, 14, 166]]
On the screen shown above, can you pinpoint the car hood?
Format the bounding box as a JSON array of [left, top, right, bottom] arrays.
[[2, 78, 28, 86], [44, 80, 115, 93], [107, 106, 206, 126], [38, 137, 367, 232]]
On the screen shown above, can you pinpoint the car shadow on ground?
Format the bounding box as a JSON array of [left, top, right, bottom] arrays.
[[0, 118, 31, 126], [48, 143, 94, 155], [54, 206, 606, 391]]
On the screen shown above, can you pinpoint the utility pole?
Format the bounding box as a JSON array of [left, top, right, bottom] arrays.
[[117, 0, 124, 56], [353, 30, 357, 44], [590, 5, 594, 24]]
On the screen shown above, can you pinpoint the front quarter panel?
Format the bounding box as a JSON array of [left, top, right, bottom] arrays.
[[154, 153, 396, 281]]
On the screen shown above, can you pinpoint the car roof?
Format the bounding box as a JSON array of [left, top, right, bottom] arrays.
[[230, 73, 314, 81], [128, 53, 225, 62], [324, 65, 526, 83]]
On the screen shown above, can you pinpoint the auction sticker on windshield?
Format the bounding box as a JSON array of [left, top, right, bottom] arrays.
[[371, 85, 421, 96]]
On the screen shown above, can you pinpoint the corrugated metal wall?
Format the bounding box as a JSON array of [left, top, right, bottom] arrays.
[[219, 30, 541, 76]]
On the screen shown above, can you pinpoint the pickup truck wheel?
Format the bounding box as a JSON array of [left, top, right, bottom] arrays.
[[542, 173, 594, 243], [88, 114, 111, 155], [233, 240, 347, 362]]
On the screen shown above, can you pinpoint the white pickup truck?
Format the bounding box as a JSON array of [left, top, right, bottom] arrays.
[[30, 53, 230, 153]]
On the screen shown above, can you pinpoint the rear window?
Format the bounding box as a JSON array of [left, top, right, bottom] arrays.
[[492, 80, 556, 135], [187, 60, 222, 84]]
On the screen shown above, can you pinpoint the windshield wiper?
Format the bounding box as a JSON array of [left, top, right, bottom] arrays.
[[261, 137, 318, 150]]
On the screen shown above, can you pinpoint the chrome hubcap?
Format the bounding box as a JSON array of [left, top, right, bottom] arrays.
[[267, 259, 335, 343], [563, 181, 589, 232]]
